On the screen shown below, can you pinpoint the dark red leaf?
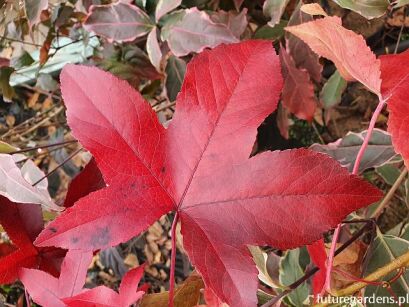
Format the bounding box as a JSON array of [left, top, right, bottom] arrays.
[[280, 46, 317, 121], [307, 239, 327, 299], [64, 158, 105, 208]]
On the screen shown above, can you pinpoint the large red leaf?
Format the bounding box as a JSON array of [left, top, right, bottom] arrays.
[[380, 49, 409, 168], [286, 16, 381, 95], [19, 249, 92, 306], [36, 40, 381, 306]]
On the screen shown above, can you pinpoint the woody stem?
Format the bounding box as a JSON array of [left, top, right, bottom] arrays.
[[169, 211, 179, 307]]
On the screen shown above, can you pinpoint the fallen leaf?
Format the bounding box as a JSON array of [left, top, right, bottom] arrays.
[[320, 70, 347, 109], [286, 16, 381, 95], [36, 41, 381, 306], [300, 3, 328, 16], [25, 0, 48, 29]]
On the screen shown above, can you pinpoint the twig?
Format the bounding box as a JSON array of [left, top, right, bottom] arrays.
[[0, 35, 43, 47], [325, 96, 387, 292], [261, 223, 373, 307], [19, 106, 64, 137], [8, 139, 77, 155], [371, 168, 408, 218], [32, 148, 83, 186], [155, 101, 176, 113], [169, 212, 180, 307]]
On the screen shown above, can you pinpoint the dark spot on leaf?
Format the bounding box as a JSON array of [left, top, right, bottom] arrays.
[[72, 237, 79, 243], [91, 226, 111, 248], [131, 183, 136, 188], [161, 166, 166, 173], [49, 227, 57, 233]]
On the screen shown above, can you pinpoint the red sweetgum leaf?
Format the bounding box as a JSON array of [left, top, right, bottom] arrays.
[[36, 40, 381, 306], [286, 16, 381, 95], [380, 49, 409, 168], [280, 46, 317, 121], [307, 239, 327, 298], [19, 249, 92, 306], [84, 2, 154, 43], [62, 265, 145, 307]]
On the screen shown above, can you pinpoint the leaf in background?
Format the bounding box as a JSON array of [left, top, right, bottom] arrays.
[[376, 164, 401, 186], [36, 41, 381, 306], [320, 70, 347, 109], [364, 230, 409, 306], [332, 0, 389, 19], [233, 0, 244, 10], [0, 154, 59, 210], [140, 272, 204, 306], [164, 8, 238, 56], [300, 3, 328, 16], [380, 49, 409, 168], [286, 16, 381, 95], [249, 246, 280, 288], [0, 58, 10, 68], [84, 2, 154, 42], [11, 51, 35, 69], [310, 129, 397, 174], [20, 250, 93, 306], [393, 0, 409, 8], [0, 141, 17, 154], [0, 67, 15, 102], [209, 9, 248, 38], [286, 5, 322, 82], [24, 0, 48, 29], [307, 239, 326, 299], [263, 0, 291, 26], [62, 265, 146, 306], [155, 0, 182, 21], [64, 158, 105, 208], [280, 46, 317, 121], [146, 27, 163, 71], [36, 74, 59, 92], [279, 249, 310, 306], [165, 55, 186, 102]]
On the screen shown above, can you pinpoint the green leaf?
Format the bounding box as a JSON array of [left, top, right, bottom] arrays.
[[254, 21, 287, 40], [11, 51, 35, 69], [279, 249, 310, 306], [0, 67, 15, 102], [332, 0, 389, 19], [165, 55, 186, 102], [0, 141, 17, 154], [320, 70, 347, 109], [376, 164, 401, 185], [364, 229, 409, 306]]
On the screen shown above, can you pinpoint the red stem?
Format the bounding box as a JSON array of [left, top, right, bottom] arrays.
[[324, 96, 386, 293], [169, 211, 179, 307]]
